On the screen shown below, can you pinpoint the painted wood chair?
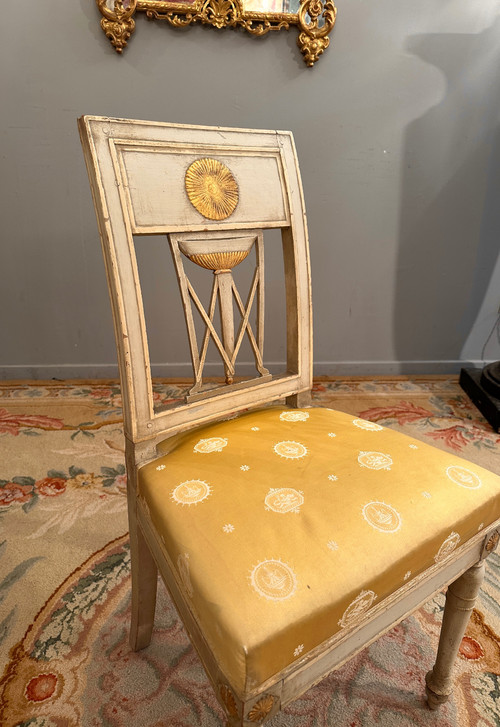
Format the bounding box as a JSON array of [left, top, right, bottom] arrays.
[[79, 116, 500, 726]]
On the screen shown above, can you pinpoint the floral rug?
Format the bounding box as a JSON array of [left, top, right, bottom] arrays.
[[0, 377, 499, 726]]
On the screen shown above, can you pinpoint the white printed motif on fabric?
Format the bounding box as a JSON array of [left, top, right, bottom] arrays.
[[171, 479, 211, 505], [328, 474, 338, 482], [280, 410, 310, 422], [446, 465, 482, 489], [327, 540, 339, 551], [352, 419, 383, 431], [434, 532, 461, 562], [358, 451, 393, 470], [265, 488, 304, 514], [193, 437, 228, 454], [362, 501, 401, 533], [223, 524, 235, 533], [404, 571, 412, 581], [274, 441, 308, 459], [240, 465, 250, 471], [156, 464, 166, 471], [293, 644, 304, 657], [177, 553, 194, 597], [338, 590, 377, 629], [250, 559, 297, 601]]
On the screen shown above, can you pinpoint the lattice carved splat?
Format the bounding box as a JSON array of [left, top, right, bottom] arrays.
[[169, 230, 271, 401]]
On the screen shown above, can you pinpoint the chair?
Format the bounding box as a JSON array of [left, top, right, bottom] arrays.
[[79, 115, 500, 726]]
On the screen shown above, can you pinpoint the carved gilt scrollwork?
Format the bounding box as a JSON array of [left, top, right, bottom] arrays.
[[297, 0, 336, 67], [200, 0, 241, 28], [95, 0, 337, 66], [97, 0, 138, 53], [240, 18, 291, 36]]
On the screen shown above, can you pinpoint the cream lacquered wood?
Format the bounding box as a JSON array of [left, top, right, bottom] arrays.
[[79, 115, 500, 726], [169, 229, 269, 398], [79, 116, 312, 454]]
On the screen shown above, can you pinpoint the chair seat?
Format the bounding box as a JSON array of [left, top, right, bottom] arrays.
[[138, 407, 500, 697]]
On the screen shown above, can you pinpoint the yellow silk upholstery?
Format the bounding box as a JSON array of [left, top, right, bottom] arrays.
[[138, 407, 500, 697]]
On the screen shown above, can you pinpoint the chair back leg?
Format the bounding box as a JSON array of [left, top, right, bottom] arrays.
[[128, 500, 158, 652], [425, 560, 485, 709]]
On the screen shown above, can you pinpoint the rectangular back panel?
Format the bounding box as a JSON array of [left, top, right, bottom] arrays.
[[114, 144, 289, 232], [79, 116, 312, 447]]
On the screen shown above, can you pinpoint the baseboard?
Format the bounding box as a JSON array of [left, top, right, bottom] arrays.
[[0, 360, 492, 380], [313, 360, 491, 376]]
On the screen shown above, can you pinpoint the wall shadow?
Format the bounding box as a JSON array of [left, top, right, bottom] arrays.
[[394, 17, 500, 368]]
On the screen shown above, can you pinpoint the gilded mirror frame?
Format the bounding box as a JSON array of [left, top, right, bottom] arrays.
[[97, 0, 337, 67]]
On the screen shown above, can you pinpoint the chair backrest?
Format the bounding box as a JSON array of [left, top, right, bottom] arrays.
[[79, 116, 312, 454]]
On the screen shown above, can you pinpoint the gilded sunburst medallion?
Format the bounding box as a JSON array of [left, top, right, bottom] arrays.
[[185, 158, 239, 220]]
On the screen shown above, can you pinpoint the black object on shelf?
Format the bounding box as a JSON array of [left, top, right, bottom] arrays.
[[460, 362, 500, 433]]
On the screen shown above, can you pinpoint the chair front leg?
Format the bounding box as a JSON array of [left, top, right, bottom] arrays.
[[426, 561, 485, 709]]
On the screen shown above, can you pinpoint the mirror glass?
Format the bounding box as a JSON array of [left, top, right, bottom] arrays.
[[243, 0, 301, 11]]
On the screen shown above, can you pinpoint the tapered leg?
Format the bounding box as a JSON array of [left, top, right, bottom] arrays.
[[128, 502, 158, 651], [426, 561, 485, 709]]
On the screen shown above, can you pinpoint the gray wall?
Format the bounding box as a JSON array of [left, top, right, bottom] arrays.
[[1, 0, 500, 379]]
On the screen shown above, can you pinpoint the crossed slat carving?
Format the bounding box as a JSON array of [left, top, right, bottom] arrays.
[[169, 231, 270, 400]]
